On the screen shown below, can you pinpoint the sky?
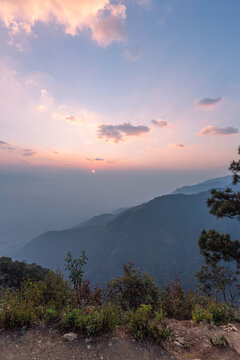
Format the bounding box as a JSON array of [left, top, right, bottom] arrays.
[[0, 0, 239, 174]]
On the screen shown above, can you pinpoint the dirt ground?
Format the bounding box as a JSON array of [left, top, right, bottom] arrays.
[[0, 321, 240, 360]]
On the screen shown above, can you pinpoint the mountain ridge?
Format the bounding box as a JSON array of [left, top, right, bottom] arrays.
[[15, 184, 240, 289]]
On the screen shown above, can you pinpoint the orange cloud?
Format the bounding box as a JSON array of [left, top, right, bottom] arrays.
[[0, 0, 127, 46], [199, 125, 238, 136]]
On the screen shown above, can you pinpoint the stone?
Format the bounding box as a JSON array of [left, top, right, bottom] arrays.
[[85, 337, 92, 343], [63, 333, 77, 342], [174, 341, 184, 347]]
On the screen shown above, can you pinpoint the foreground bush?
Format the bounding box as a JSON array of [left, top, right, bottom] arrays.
[[127, 304, 172, 344], [192, 301, 235, 325], [61, 304, 120, 336], [105, 263, 160, 310], [0, 274, 72, 329], [160, 280, 193, 320]]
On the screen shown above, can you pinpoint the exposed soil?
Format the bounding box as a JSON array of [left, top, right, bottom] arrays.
[[0, 327, 175, 360], [164, 320, 240, 360], [0, 321, 240, 360]]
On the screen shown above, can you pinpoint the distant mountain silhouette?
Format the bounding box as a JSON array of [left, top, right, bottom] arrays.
[[172, 175, 234, 195], [15, 185, 240, 289]]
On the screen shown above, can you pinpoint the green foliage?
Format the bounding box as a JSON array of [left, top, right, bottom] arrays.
[[192, 305, 213, 324], [45, 308, 59, 323], [198, 230, 240, 266], [42, 270, 73, 310], [210, 335, 228, 347], [61, 304, 119, 336], [105, 263, 160, 310], [192, 302, 233, 325], [0, 257, 49, 289], [196, 264, 237, 304], [209, 302, 232, 325], [0, 292, 35, 328], [127, 304, 172, 344], [160, 279, 193, 320], [197, 146, 240, 301], [0, 275, 70, 329], [65, 251, 88, 305]]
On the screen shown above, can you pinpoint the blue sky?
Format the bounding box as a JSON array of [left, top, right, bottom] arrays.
[[0, 0, 239, 172]]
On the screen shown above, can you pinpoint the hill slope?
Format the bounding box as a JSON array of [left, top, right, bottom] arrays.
[[16, 190, 240, 288], [172, 175, 233, 195]]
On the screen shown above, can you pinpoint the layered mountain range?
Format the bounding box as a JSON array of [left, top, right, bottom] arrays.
[[15, 176, 240, 288]]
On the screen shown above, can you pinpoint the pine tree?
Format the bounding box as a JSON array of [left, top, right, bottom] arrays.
[[197, 147, 240, 302]]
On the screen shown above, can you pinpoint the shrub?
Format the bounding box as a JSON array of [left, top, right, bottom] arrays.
[[61, 304, 119, 336], [192, 302, 233, 325], [128, 304, 172, 344], [160, 279, 193, 320], [42, 271, 73, 311], [192, 305, 213, 324], [105, 263, 160, 310], [77, 279, 103, 307], [209, 302, 232, 325], [0, 291, 36, 328], [45, 308, 59, 323]]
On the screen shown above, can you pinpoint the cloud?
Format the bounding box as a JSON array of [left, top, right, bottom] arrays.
[[0, 0, 127, 46], [169, 143, 184, 149], [124, 46, 142, 61], [196, 97, 223, 109], [65, 115, 84, 123], [199, 125, 238, 136], [0, 140, 9, 146], [22, 150, 37, 156], [86, 157, 104, 162], [0, 139, 37, 156], [92, 4, 126, 46], [152, 119, 169, 127], [98, 122, 150, 143]]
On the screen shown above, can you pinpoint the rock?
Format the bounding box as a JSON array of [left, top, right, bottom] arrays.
[[210, 335, 228, 347], [174, 341, 184, 347], [87, 344, 91, 350], [85, 337, 92, 343], [63, 333, 77, 342], [176, 337, 185, 344], [174, 337, 185, 347], [222, 323, 238, 332]]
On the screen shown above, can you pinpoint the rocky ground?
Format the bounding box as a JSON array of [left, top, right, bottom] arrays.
[[0, 321, 240, 360]]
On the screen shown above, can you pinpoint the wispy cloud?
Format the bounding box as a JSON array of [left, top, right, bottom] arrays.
[[22, 148, 37, 156], [196, 97, 223, 109], [169, 143, 184, 149], [152, 119, 169, 127], [65, 115, 84, 123], [124, 46, 142, 61], [199, 125, 238, 136], [0, 0, 127, 47], [98, 122, 150, 143], [0, 140, 9, 146], [0, 140, 37, 157], [86, 157, 104, 162]]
